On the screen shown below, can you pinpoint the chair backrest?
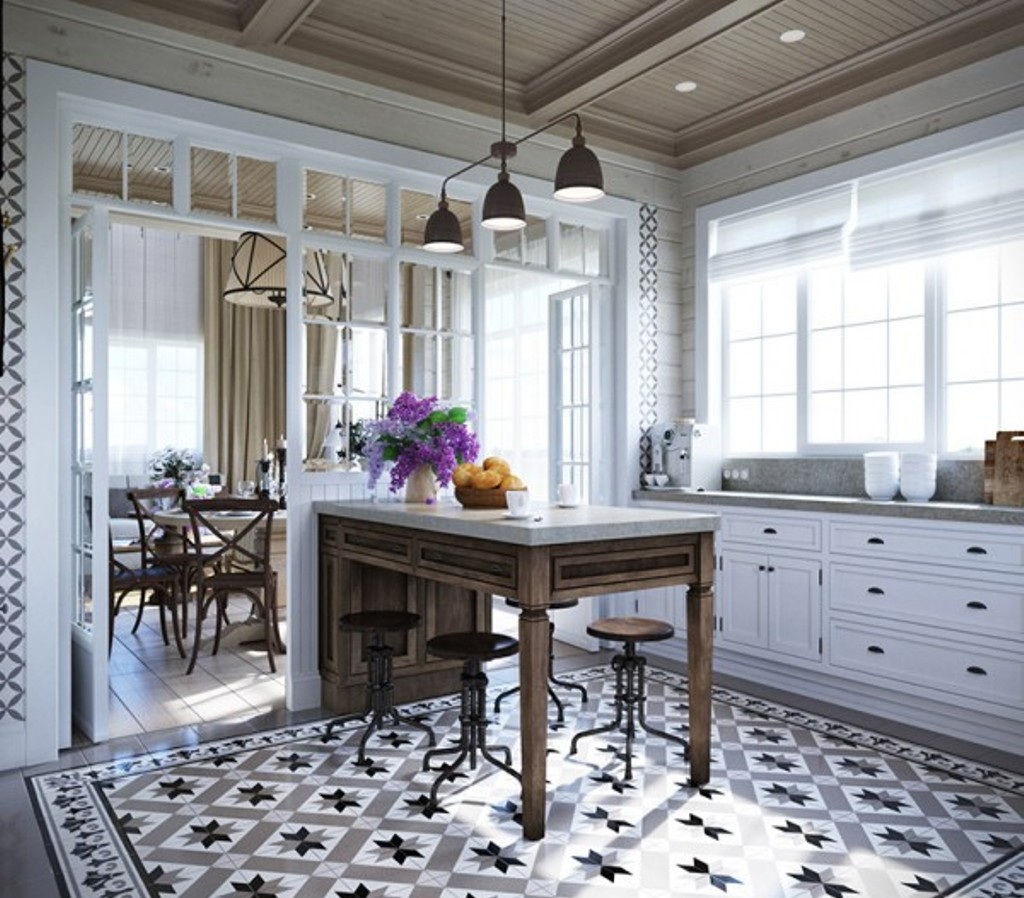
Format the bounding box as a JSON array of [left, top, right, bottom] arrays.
[[182, 496, 279, 584], [127, 485, 185, 559]]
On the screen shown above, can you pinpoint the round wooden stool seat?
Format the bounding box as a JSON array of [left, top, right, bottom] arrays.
[[427, 631, 519, 662], [586, 616, 674, 643], [340, 610, 421, 633], [503, 596, 579, 611]]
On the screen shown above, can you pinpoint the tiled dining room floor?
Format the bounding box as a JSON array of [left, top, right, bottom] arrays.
[[4, 601, 1021, 898]]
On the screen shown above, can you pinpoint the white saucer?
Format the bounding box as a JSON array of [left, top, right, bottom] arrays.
[[557, 502, 579, 508], [503, 511, 532, 520]]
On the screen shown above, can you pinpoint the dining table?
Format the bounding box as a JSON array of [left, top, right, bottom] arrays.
[[315, 499, 719, 840]]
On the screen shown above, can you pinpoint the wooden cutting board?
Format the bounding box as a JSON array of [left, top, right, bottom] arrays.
[[991, 430, 1024, 507]]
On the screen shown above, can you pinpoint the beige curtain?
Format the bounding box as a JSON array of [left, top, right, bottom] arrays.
[[202, 238, 286, 490]]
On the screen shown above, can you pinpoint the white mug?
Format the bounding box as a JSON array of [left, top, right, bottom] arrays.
[[505, 489, 531, 517], [557, 482, 579, 506]]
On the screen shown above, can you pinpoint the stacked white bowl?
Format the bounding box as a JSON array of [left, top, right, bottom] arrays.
[[900, 452, 937, 502], [863, 451, 900, 500]]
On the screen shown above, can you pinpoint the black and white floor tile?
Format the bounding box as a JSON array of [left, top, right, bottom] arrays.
[[28, 667, 1023, 898]]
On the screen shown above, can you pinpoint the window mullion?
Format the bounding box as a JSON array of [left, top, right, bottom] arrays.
[[796, 273, 809, 455]]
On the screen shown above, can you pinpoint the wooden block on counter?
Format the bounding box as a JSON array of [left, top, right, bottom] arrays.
[[992, 430, 1024, 508]]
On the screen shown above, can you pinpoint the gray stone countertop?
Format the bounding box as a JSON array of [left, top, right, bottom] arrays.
[[632, 489, 1024, 526], [315, 500, 720, 547]]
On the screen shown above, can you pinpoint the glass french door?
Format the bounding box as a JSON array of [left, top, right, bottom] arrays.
[[69, 207, 110, 742], [548, 284, 607, 650]]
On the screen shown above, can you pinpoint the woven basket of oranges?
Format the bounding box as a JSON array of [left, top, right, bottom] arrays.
[[452, 457, 527, 508]]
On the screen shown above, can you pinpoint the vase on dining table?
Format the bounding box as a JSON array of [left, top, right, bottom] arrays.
[[404, 463, 438, 503]]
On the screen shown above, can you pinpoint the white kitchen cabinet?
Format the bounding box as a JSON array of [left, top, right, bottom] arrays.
[[634, 492, 1024, 754], [720, 549, 822, 662]]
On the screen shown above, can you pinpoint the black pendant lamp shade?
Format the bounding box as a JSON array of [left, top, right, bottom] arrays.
[[423, 195, 466, 253], [482, 167, 527, 231], [554, 128, 605, 202], [420, 0, 604, 253], [223, 231, 333, 309]]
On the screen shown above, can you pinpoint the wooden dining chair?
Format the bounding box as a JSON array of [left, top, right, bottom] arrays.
[[108, 506, 186, 657], [182, 496, 283, 675]]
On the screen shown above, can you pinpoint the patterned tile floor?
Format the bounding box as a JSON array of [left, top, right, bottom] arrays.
[[28, 666, 1023, 898]]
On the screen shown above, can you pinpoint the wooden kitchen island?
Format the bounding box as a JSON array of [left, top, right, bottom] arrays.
[[316, 500, 719, 840]]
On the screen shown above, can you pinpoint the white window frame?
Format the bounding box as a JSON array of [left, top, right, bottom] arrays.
[[696, 109, 1024, 459]]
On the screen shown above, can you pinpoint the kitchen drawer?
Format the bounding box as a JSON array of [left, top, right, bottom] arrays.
[[417, 538, 517, 591], [830, 620, 1023, 712], [830, 563, 1024, 638], [338, 523, 413, 567], [721, 513, 821, 551], [829, 521, 1024, 569]]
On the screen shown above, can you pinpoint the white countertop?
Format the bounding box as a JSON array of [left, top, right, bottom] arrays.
[[315, 500, 719, 547]]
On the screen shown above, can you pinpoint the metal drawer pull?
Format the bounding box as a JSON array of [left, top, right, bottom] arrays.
[[767, 566, 775, 572], [966, 665, 987, 676], [965, 546, 987, 555], [867, 586, 885, 595], [867, 537, 885, 545], [966, 601, 988, 610], [758, 564, 766, 571], [763, 527, 777, 535], [867, 645, 885, 654]]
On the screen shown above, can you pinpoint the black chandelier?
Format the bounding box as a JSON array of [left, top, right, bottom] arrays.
[[422, 0, 605, 253]]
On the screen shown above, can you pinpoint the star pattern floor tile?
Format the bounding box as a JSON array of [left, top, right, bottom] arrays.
[[28, 667, 1023, 898]]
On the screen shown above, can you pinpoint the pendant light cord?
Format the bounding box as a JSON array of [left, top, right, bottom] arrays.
[[499, 0, 508, 169]]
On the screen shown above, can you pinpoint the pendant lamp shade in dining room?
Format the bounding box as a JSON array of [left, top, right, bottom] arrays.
[[223, 231, 333, 309]]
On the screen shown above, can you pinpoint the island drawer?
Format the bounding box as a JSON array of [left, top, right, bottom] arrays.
[[416, 538, 517, 591], [829, 563, 1024, 638], [829, 619, 1023, 712], [829, 522, 1024, 569], [336, 522, 413, 567], [720, 513, 821, 550]]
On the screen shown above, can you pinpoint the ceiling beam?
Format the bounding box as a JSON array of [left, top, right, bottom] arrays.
[[238, 0, 321, 46], [523, 0, 784, 122]]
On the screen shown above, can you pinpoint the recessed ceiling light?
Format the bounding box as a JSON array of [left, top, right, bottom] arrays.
[[306, 192, 317, 200], [780, 28, 806, 43], [415, 213, 430, 221], [674, 80, 698, 93], [153, 164, 171, 174]]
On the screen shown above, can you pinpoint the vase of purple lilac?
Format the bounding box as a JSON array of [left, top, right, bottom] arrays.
[[363, 391, 480, 503]]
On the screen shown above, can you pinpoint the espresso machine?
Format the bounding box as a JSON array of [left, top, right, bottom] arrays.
[[646, 420, 721, 491]]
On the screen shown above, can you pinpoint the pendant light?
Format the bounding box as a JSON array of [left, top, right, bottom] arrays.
[[422, 0, 605, 253], [223, 231, 333, 309]]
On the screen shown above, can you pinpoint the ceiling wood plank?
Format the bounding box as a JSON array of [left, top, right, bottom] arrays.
[[239, 0, 322, 46], [523, 0, 786, 121]]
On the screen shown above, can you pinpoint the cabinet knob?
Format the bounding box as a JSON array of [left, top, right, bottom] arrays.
[[966, 665, 988, 676], [867, 644, 885, 654], [867, 537, 885, 545], [767, 566, 775, 573], [965, 546, 988, 555], [763, 527, 777, 535], [867, 586, 885, 595], [758, 564, 767, 571], [966, 600, 988, 610]]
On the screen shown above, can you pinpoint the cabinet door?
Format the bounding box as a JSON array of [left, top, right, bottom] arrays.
[[720, 550, 767, 649], [768, 556, 822, 661]]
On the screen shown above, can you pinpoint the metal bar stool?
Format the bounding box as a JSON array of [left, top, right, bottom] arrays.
[[569, 616, 688, 780], [493, 597, 588, 723], [422, 631, 522, 809], [324, 610, 436, 764]]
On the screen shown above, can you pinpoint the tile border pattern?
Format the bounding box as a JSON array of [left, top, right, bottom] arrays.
[[637, 203, 658, 478], [28, 665, 1023, 898], [0, 52, 28, 722]]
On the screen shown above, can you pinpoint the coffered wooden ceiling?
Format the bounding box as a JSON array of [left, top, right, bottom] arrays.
[[63, 0, 1023, 167]]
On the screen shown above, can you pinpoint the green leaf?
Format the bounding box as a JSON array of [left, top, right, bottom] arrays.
[[447, 407, 468, 424]]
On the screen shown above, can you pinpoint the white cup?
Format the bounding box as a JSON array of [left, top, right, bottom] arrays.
[[557, 482, 579, 506], [237, 480, 256, 498], [505, 489, 531, 517]]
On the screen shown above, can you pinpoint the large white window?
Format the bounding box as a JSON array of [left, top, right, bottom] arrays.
[[706, 128, 1024, 457]]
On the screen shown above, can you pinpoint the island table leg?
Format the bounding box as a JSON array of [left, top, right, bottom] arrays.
[[518, 604, 550, 840]]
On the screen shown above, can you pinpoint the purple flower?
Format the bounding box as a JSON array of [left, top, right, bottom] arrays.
[[363, 392, 480, 492]]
